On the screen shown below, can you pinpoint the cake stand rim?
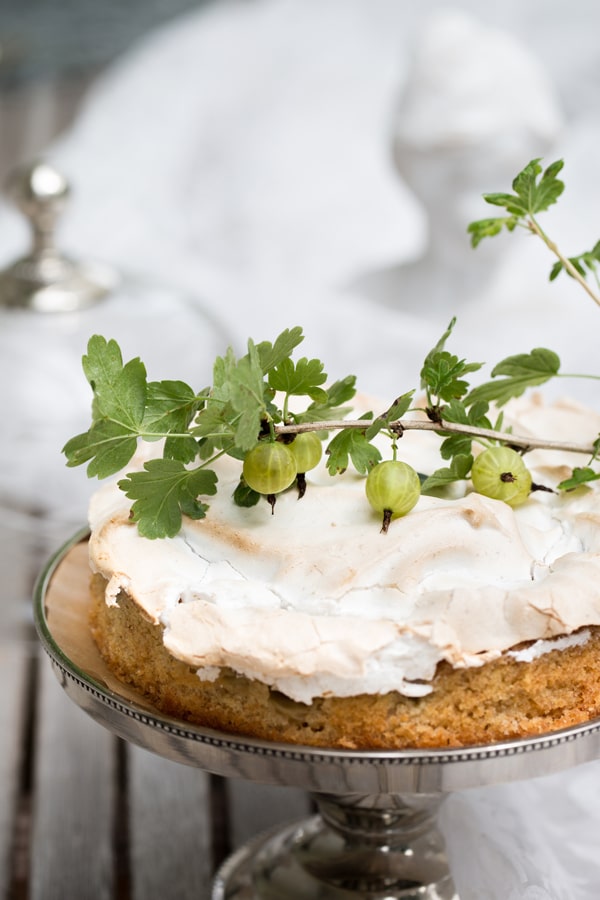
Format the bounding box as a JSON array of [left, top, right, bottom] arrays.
[[33, 527, 600, 793]]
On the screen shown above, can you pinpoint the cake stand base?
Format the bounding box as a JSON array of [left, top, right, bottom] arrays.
[[212, 792, 458, 899]]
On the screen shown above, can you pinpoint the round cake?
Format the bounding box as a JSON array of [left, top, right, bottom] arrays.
[[87, 393, 600, 749]]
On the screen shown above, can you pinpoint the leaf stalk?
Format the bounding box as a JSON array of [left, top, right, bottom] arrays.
[[527, 216, 600, 308]]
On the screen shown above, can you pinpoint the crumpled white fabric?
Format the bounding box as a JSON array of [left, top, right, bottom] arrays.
[[441, 760, 600, 899], [2, 1, 600, 893]]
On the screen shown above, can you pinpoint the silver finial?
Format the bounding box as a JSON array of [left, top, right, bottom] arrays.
[[0, 160, 118, 312]]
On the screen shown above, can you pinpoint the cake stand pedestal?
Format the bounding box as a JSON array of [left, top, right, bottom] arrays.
[[213, 793, 455, 899], [34, 532, 600, 900]]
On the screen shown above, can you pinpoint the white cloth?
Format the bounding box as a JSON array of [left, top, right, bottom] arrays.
[[2, 0, 600, 893]]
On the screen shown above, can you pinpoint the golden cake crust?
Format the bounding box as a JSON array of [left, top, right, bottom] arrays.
[[90, 574, 600, 749]]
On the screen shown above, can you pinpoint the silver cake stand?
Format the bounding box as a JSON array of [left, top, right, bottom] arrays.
[[34, 530, 600, 900]]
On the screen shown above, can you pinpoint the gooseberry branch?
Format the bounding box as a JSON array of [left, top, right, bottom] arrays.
[[526, 216, 600, 309], [275, 418, 596, 457]]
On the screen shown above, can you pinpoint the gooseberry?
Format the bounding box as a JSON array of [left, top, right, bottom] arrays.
[[242, 441, 297, 497], [365, 460, 421, 533], [471, 446, 532, 507]]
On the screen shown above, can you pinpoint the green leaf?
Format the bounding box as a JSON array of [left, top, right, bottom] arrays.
[[421, 454, 473, 495], [480, 193, 522, 213], [466, 348, 560, 407], [230, 341, 266, 408], [482, 159, 564, 218], [267, 356, 328, 401], [297, 375, 357, 424], [557, 467, 600, 491], [326, 427, 381, 475], [228, 345, 268, 450], [549, 260, 563, 281], [192, 403, 235, 455], [212, 345, 237, 393], [63, 336, 152, 478], [421, 317, 457, 379], [118, 460, 218, 539], [444, 395, 492, 428], [82, 335, 147, 428], [63, 420, 139, 478], [323, 375, 357, 408], [438, 432, 474, 460], [512, 158, 564, 215], [143, 380, 201, 433], [467, 215, 519, 247], [384, 392, 414, 422], [208, 340, 269, 453], [492, 348, 561, 378], [437, 399, 492, 459], [233, 405, 264, 453], [163, 435, 201, 464], [141, 380, 204, 463], [232, 479, 261, 508], [365, 391, 414, 441], [548, 239, 600, 282], [420, 319, 483, 403], [421, 351, 483, 403], [467, 159, 564, 246], [255, 327, 304, 372]]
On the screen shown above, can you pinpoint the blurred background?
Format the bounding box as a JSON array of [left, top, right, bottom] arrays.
[[0, 0, 206, 181], [1, 0, 598, 179]]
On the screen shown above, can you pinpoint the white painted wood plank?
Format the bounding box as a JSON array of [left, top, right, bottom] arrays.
[[30, 654, 116, 900], [0, 520, 38, 640], [128, 743, 213, 900], [0, 644, 28, 898], [228, 780, 312, 848]]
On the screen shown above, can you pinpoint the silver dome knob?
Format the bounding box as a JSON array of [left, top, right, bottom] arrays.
[[0, 160, 117, 312]]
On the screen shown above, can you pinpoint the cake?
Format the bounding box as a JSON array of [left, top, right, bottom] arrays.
[[87, 392, 600, 749]]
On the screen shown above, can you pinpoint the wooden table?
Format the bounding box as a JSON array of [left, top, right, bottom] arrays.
[[0, 517, 311, 900]]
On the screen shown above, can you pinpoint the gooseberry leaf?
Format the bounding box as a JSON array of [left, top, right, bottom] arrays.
[[467, 215, 519, 247], [256, 326, 304, 372], [143, 380, 204, 462], [420, 454, 473, 495], [557, 467, 600, 491], [326, 425, 381, 475], [142, 380, 201, 434], [83, 335, 147, 428], [549, 239, 600, 282], [324, 376, 357, 407], [421, 317, 456, 378], [267, 356, 328, 401], [437, 399, 492, 460], [119, 460, 218, 539], [422, 351, 483, 403], [232, 479, 261, 508], [420, 319, 483, 405], [208, 340, 269, 452], [466, 348, 560, 407], [365, 392, 414, 441], [63, 420, 139, 478], [482, 158, 564, 218], [467, 159, 564, 246], [298, 375, 357, 424]]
